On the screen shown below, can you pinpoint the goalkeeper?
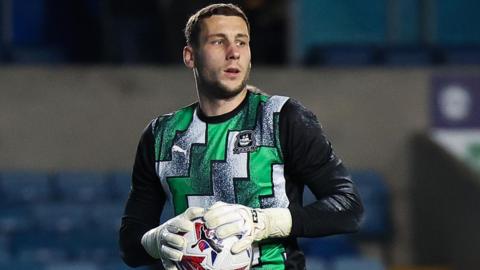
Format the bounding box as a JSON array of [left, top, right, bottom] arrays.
[[119, 3, 363, 270]]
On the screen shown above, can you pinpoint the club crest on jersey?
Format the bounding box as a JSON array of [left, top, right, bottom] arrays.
[[233, 130, 256, 154]]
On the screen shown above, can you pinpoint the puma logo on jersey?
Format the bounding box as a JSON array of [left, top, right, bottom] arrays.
[[233, 130, 256, 154], [172, 145, 188, 156]]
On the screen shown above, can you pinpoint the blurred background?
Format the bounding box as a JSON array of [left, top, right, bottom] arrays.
[[0, 0, 479, 270]]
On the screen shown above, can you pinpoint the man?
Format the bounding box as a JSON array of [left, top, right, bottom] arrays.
[[120, 3, 363, 270]]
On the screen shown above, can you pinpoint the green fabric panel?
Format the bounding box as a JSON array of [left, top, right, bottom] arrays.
[[253, 243, 286, 270], [159, 106, 195, 161]]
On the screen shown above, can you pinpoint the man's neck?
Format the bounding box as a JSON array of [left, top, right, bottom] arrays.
[[197, 89, 248, 117]]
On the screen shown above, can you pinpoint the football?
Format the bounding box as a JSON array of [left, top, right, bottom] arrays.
[[175, 217, 252, 270]]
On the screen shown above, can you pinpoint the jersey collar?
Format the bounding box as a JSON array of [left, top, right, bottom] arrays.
[[196, 91, 251, 124]]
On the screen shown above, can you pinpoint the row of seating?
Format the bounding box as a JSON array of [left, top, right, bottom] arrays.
[[304, 46, 480, 66], [0, 256, 385, 270], [0, 202, 123, 233], [0, 169, 390, 269], [0, 171, 131, 205], [0, 169, 391, 237]]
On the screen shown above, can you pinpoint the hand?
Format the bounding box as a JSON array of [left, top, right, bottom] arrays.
[[141, 207, 205, 270], [203, 202, 292, 254]]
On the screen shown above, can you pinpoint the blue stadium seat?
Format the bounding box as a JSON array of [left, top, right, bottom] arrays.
[[299, 235, 359, 261], [31, 203, 91, 233], [331, 256, 385, 270], [102, 261, 132, 270], [0, 206, 35, 233], [304, 256, 328, 270], [102, 261, 152, 270], [384, 47, 432, 66], [296, 0, 386, 63], [0, 234, 11, 262], [443, 46, 480, 65], [0, 171, 53, 204], [110, 171, 131, 201], [10, 48, 67, 64], [351, 170, 392, 240], [54, 172, 110, 203], [306, 46, 378, 66], [62, 229, 118, 262], [44, 261, 100, 270], [0, 260, 45, 270], [11, 231, 68, 264], [90, 203, 124, 232], [434, 1, 480, 45], [11, 0, 47, 47]]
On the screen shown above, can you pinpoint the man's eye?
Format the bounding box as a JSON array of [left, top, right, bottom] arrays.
[[212, 40, 223, 45]]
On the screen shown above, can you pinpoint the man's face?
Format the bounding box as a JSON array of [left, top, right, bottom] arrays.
[[191, 15, 251, 99]]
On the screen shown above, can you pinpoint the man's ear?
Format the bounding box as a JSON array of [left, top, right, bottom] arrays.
[[183, 46, 195, 69]]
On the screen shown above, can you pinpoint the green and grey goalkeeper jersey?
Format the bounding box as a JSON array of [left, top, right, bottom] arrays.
[[120, 90, 363, 269]]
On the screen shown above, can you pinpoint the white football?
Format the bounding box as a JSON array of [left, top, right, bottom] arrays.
[[176, 217, 252, 270]]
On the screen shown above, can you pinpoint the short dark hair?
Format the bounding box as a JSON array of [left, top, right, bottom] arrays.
[[184, 3, 250, 48]]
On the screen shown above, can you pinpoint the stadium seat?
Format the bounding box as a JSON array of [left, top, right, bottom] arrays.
[[31, 203, 91, 233], [305, 46, 379, 66], [90, 202, 124, 232], [10, 47, 67, 64], [11, 0, 46, 47], [109, 171, 131, 201], [11, 231, 68, 264], [62, 229, 118, 262], [331, 256, 385, 270], [45, 261, 99, 270], [304, 256, 328, 270], [0, 206, 35, 233], [0, 171, 53, 205], [351, 170, 392, 240], [296, 0, 386, 64], [0, 260, 45, 270], [0, 234, 11, 262], [443, 46, 480, 65], [54, 172, 110, 203], [299, 235, 359, 261], [384, 47, 432, 66], [102, 261, 153, 270]]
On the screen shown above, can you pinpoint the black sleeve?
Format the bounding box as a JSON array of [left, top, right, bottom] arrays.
[[281, 99, 364, 238], [119, 119, 166, 267]]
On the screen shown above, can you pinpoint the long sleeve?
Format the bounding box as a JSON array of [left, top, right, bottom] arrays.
[[119, 119, 166, 267], [280, 99, 364, 238]]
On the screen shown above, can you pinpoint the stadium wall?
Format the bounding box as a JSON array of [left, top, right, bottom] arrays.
[[0, 66, 478, 264]]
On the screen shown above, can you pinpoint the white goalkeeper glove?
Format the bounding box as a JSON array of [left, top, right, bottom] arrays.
[[203, 202, 292, 254], [141, 207, 205, 270]]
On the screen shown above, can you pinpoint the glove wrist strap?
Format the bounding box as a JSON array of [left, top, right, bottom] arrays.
[[262, 208, 292, 238]]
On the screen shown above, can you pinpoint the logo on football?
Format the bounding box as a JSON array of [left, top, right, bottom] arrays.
[[176, 218, 252, 270]]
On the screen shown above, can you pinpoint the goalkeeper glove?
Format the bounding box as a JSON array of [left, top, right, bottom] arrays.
[[141, 207, 205, 270], [203, 202, 292, 254]]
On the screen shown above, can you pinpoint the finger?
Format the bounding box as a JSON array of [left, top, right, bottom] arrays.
[[204, 204, 239, 224], [168, 218, 194, 233], [215, 222, 244, 239], [160, 230, 186, 250], [204, 210, 243, 228], [161, 245, 184, 262], [204, 203, 233, 218], [231, 237, 253, 254], [184, 207, 205, 220]]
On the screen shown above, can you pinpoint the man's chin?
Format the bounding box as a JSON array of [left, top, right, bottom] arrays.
[[207, 81, 246, 99], [219, 84, 246, 98]]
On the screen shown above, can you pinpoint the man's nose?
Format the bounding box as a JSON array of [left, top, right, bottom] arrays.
[[226, 44, 240, 60]]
